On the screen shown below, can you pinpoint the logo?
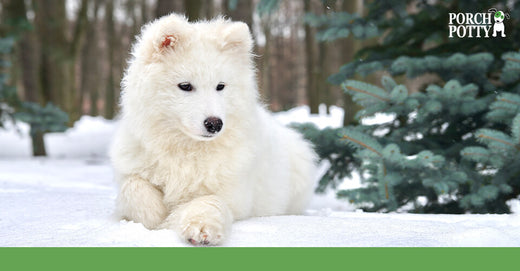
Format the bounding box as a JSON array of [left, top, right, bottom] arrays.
[[448, 8, 510, 38], [489, 8, 510, 37]]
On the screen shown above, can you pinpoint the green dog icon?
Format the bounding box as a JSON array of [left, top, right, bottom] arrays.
[[489, 8, 510, 37]]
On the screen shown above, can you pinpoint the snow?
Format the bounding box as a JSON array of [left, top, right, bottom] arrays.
[[1, 106, 520, 247], [0, 116, 116, 159], [275, 104, 344, 129]]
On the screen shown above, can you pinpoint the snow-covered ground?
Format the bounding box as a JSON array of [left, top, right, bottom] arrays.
[[1, 105, 520, 246]]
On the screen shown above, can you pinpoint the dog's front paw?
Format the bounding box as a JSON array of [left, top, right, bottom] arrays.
[[181, 220, 225, 246], [163, 195, 232, 246]]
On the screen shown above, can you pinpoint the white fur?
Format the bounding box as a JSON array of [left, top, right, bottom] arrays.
[[110, 14, 317, 245]]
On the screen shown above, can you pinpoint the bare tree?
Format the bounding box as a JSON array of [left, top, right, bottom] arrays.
[[304, 0, 319, 114], [104, 0, 116, 119], [34, 0, 88, 123], [141, 0, 150, 23], [155, 0, 183, 18], [341, 0, 363, 125], [259, 14, 272, 105], [81, 0, 102, 116], [223, 0, 253, 27], [2, 0, 40, 103], [2, 0, 45, 155], [184, 0, 202, 21]]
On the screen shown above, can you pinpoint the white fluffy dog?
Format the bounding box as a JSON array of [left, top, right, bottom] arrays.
[[110, 13, 317, 245]]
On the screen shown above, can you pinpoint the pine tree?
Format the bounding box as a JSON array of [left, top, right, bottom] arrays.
[[0, 36, 19, 128], [0, 35, 68, 156], [297, 0, 520, 213]]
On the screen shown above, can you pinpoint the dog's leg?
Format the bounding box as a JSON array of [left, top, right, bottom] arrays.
[[160, 195, 232, 246], [116, 175, 168, 229]]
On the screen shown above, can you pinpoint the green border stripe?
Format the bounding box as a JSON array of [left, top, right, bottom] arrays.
[[1, 248, 518, 270]]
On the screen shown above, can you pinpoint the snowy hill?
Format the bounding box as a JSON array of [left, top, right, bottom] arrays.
[[1, 106, 520, 247]]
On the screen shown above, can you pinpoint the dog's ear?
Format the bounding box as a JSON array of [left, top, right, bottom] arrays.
[[220, 22, 253, 54], [157, 34, 180, 51], [137, 13, 190, 62]]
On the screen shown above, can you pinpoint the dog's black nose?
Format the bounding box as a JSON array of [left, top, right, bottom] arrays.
[[204, 117, 223, 134]]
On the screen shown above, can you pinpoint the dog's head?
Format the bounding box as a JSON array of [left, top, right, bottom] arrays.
[[489, 8, 510, 23], [494, 11, 505, 23], [123, 14, 256, 141]]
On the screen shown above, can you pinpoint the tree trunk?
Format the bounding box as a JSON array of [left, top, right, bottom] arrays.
[[318, 40, 329, 114], [141, 0, 149, 24], [155, 0, 182, 18], [69, 0, 88, 121], [304, 0, 319, 114], [35, 0, 66, 106], [2, 0, 41, 103], [341, 0, 362, 126], [224, 0, 253, 28], [82, 0, 101, 116], [126, 0, 140, 38], [31, 130, 47, 156], [319, 1, 334, 114], [184, 0, 202, 21], [204, 0, 215, 18], [35, 0, 87, 124], [260, 17, 272, 107], [2, 0, 47, 156], [104, 0, 116, 119]]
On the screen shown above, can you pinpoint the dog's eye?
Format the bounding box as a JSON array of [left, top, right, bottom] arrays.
[[178, 83, 193, 91], [216, 83, 225, 91]]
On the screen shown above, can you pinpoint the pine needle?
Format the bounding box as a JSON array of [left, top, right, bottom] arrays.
[[498, 98, 520, 106], [505, 57, 520, 63], [341, 134, 382, 156], [478, 134, 520, 151], [345, 85, 390, 102]]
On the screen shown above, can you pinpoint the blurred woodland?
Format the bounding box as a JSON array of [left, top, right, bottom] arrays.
[[0, 0, 359, 123], [4, 0, 520, 213]]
